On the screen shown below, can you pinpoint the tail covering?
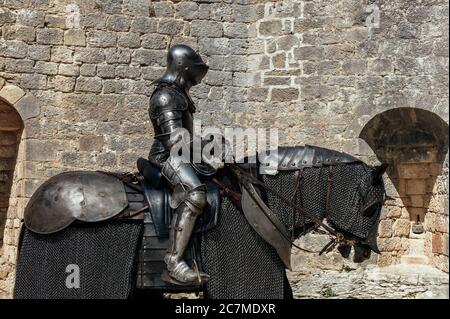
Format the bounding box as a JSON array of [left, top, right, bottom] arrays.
[[14, 221, 142, 299]]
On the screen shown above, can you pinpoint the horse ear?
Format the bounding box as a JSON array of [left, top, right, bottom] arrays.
[[372, 163, 388, 186]]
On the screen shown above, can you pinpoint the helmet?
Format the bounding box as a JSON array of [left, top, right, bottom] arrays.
[[160, 44, 209, 90]]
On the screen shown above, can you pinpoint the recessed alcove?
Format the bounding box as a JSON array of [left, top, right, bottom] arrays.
[[360, 108, 449, 223], [0, 98, 24, 247]]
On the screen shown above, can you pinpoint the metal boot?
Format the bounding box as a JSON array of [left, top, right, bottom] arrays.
[[163, 189, 210, 286]]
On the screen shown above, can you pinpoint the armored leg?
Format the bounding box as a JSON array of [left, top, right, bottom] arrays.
[[161, 156, 209, 285]]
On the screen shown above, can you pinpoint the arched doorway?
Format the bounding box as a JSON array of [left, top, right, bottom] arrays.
[[360, 107, 448, 267], [0, 98, 24, 247], [360, 108, 448, 222]]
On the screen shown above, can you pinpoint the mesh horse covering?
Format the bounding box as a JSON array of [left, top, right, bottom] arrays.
[[201, 196, 286, 299], [261, 163, 385, 239], [14, 221, 143, 299], [200, 163, 384, 299]]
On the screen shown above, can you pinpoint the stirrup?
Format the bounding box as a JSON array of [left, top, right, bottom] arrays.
[[161, 259, 210, 286]]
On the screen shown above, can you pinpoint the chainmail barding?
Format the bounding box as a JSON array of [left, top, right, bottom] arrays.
[[200, 163, 384, 299], [200, 196, 285, 299], [14, 221, 143, 299], [261, 163, 385, 240]]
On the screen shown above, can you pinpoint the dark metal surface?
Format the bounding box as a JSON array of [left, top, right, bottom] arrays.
[[24, 171, 128, 234], [261, 145, 362, 172], [140, 178, 220, 238], [241, 184, 292, 270]]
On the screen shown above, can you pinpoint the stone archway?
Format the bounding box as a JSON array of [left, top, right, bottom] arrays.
[[0, 99, 24, 247], [0, 82, 40, 252], [0, 98, 24, 247], [360, 108, 448, 223], [0, 82, 40, 298], [359, 107, 449, 268]]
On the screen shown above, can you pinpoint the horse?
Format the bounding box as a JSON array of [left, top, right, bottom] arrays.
[[13, 145, 386, 299]]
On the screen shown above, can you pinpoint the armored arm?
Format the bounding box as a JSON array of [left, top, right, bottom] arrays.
[[150, 87, 189, 150]]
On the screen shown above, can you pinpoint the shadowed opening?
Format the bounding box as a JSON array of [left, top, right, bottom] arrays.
[[0, 98, 24, 248], [360, 108, 449, 223]]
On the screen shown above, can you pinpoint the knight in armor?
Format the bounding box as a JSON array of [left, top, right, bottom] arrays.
[[148, 44, 210, 285]]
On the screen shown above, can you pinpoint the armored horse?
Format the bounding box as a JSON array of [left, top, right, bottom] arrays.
[[14, 145, 387, 299]]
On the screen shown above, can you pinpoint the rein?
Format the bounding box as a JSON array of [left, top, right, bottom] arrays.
[[229, 165, 358, 253]]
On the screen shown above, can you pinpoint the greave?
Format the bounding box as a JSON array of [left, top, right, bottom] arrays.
[[164, 204, 210, 285]]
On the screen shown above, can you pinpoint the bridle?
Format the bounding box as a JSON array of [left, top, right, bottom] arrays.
[[227, 164, 359, 254]]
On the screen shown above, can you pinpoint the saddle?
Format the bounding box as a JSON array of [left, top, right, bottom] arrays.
[[136, 158, 220, 237]]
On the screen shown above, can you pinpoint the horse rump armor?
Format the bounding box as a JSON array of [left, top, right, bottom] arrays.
[[24, 171, 128, 234]]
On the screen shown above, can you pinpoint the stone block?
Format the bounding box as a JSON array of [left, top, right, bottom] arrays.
[[157, 19, 185, 35], [117, 33, 141, 48], [14, 94, 40, 120], [21, 74, 47, 90], [432, 233, 443, 254], [75, 77, 102, 93], [87, 30, 117, 48], [36, 28, 63, 45], [342, 59, 367, 75], [258, 20, 282, 36], [294, 46, 323, 61], [406, 179, 428, 195], [0, 40, 28, 58], [79, 135, 104, 152], [116, 66, 141, 79], [34, 61, 58, 75], [16, 9, 45, 27], [4, 58, 34, 73], [105, 48, 132, 64], [378, 219, 394, 238], [0, 85, 25, 104], [106, 14, 131, 32], [398, 164, 433, 179], [28, 45, 51, 61], [443, 234, 449, 257], [2, 25, 35, 42], [64, 29, 86, 47], [24, 140, 57, 162], [153, 1, 174, 17], [49, 76, 76, 93], [368, 59, 392, 75], [141, 34, 168, 50], [272, 52, 286, 69], [191, 20, 223, 38], [74, 48, 105, 63], [130, 17, 158, 34], [131, 49, 165, 66], [58, 64, 79, 77], [80, 64, 97, 77], [51, 47, 73, 63], [409, 195, 425, 208], [96, 64, 115, 78], [271, 88, 299, 102], [393, 219, 411, 237], [123, 0, 151, 17], [175, 2, 199, 21], [124, 95, 149, 109], [44, 14, 66, 28]]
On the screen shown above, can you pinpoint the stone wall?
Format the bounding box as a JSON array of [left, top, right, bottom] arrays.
[[0, 0, 448, 299]]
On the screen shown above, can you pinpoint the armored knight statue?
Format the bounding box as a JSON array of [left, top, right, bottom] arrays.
[[147, 44, 210, 286]]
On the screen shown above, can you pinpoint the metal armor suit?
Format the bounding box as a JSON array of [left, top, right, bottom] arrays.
[[148, 44, 210, 285]]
